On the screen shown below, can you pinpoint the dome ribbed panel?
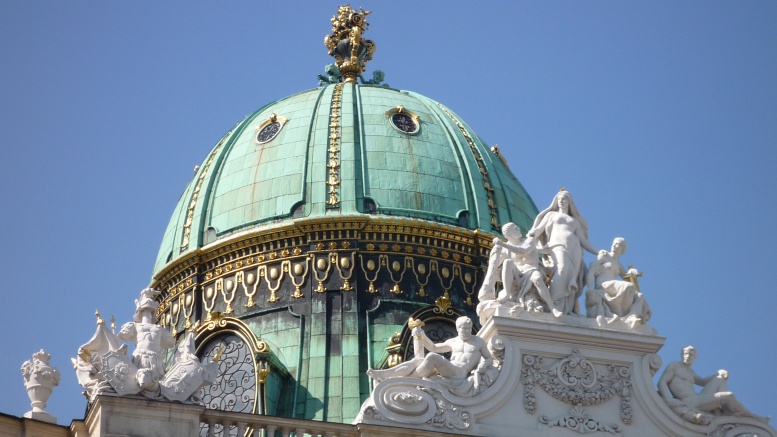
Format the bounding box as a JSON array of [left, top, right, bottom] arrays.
[[152, 85, 539, 278], [358, 87, 468, 224], [207, 89, 323, 234]]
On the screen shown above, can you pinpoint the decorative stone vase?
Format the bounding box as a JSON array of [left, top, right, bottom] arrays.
[[21, 349, 60, 423]]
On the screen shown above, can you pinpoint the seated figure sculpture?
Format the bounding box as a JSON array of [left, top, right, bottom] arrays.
[[584, 237, 651, 328], [658, 346, 769, 424], [367, 316, 492, 394], [476, 222, 560, 321]]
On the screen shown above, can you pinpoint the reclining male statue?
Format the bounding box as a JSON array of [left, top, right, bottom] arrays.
[[366, 316, 493, 394]]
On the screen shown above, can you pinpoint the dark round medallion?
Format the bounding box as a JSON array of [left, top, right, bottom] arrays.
[[256, 122, 281, 143], [390, 113, 418, 134]]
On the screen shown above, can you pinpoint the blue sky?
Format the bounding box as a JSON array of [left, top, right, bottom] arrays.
[[1, 1, 775, 425]]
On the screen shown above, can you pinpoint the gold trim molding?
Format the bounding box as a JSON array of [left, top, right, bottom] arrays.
[[326, 83, 344, 207]]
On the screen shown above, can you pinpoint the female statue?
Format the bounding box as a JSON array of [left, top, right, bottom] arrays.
[[527, 189, 598, 315]]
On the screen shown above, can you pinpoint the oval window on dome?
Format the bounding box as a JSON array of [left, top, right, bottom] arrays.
[[254, 113, 288, 144], [386, 105, 420, 135]]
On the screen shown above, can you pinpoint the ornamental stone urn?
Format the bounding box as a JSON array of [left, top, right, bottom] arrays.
[[21, 349, 60, 423]]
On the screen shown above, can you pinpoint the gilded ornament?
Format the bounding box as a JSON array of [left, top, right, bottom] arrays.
[[205, 287, 214, 300], [246, 273, 256, 285], [367, 260, 376, 270], [269, 267, 279, 280], [316, 243, 325, 250], [184, 294, 192, 306], [172, 302, 179, 314], [293, 263, 303, 276], [225, 280, 234, 292], [340, 257, 351, 269], [281, 249, 290, 258], [323, 6, 376, 84], [392, 261, 401, 272], [392, 244, 401, 252], [317, 258, 327, 270], [434, 295, 453, 314], [379, 244, 388, 251], [417, 264, 426, 274], [441, 267, 450, 278]]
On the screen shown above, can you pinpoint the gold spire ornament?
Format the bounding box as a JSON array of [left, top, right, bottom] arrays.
[[324, 6, 376, 83]]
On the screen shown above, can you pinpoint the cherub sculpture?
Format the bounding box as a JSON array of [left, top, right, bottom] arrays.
[[358, 70, 389, 87], [318, 63, 341, 86]]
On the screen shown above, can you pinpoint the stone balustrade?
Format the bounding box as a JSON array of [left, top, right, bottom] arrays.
[[200, 409, 357, 437]]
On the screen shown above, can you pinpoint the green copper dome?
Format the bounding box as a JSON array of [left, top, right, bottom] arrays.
[[153, 83, 538, 277]]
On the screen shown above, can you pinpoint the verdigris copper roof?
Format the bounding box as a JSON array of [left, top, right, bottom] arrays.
[[152, 84, 537, 277]]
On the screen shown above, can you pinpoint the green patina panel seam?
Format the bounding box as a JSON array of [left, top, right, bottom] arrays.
[[180, 129, 233, 250], [435, 103, 500, 230]]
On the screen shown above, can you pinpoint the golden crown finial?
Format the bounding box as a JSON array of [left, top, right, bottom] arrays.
[[559, 186, 566, 192], [324, 5, 376, 83]]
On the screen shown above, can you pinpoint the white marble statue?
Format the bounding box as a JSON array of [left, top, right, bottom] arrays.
[[584, 237, 651, 328], [21, 349, 60, 423], [367, 317, 492, 389], [658, 346, 769, 424], [527, 189, 598, 315], [476, 222, 561, 320], [73, 288, 219, 404], [118, 287, 175, 396]]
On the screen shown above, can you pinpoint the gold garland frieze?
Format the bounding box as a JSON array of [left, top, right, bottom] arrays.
[[326, 83, 344, 207], [359, 253, 478, 304]]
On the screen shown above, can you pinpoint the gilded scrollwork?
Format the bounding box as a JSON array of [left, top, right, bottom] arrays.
[[521, 349, 633, 425], [334, 251, 356, 291], [313, 253, 333, 293], [324, 6, 375, 83], [289, 257, 311, 298]]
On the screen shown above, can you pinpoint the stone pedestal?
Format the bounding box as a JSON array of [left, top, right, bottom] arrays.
[[84, 396, 204, 437], [357, 311, 777, 437]]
